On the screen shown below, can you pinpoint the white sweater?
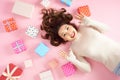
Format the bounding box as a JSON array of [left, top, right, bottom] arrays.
[[67, 16, 120, 73]]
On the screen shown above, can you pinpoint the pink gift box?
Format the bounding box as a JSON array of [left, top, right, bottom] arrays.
[[11, 40, 26, 54], [61, 62, 76, 77]]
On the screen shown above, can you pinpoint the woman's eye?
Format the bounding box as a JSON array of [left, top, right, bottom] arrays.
[[63, 34, 66, 37], [66, 27, 69, 30]]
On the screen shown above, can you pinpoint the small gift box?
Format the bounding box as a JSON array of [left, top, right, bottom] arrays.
[[48, 59, 59, 69], [11, 40, 26, 54], [39, 70, 54, 80], [61, 0, 72, 6], [61, 62, 76, 77], [24, 59, 33, 68], [77, 5, 91, 17], [0, 63, 23, 80], [35, 42, 49, 57], [25, 26, 39, 38], [2, 17, 17, 32], [40, 0, 50, 8]]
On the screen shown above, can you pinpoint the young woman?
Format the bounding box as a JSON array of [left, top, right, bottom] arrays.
[[40, 8, 120, 76]]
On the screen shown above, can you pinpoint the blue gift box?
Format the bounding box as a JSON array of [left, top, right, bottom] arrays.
[[35, 43, 49, 57], [61, 0, 72, 6]]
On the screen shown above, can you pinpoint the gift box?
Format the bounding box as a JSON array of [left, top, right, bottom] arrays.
[[25, 26, 39, 38], [61, 62, 76, 77], [12, 0, 35, 18], [11, 40, 26, 54], [0, 63, 23, 80], [24, 59, 33, 68], [48, 59, 59, 69], [61, 0, 72, 6], [77, 5, 91, 17], [2, 17, 17, 32], [40, 0, 50, 8], [39, 70, 54, 80], [35, 42, 49, 57]]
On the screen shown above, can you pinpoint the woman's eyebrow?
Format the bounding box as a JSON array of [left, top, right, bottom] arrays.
[[65, 25, 68, 28]]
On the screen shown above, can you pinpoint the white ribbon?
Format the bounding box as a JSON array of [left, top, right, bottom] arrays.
[[2, 64, 21, 80]]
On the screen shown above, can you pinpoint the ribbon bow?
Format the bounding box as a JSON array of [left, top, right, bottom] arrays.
[[2, 64, 21, 80]]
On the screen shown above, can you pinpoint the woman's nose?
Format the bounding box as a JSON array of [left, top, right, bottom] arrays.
[[66, 30, 71, 36]]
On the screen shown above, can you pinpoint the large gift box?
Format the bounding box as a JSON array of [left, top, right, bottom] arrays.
[[0, 63, 23, 80], [2, 17, 17, 32], [12, 0, 35, 18]]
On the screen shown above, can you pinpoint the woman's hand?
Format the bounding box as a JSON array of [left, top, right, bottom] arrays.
[[75, 13, 84, 21], [59, 50, 76, 61], [59, 51, 68, 59]]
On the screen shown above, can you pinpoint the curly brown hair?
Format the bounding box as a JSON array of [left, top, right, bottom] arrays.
[[40, 8, 78, 46]]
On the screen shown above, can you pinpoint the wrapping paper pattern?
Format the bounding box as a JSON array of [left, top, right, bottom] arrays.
[[25, 26, 39, 38], [61, 62, 76, 77], [40, 0, 50, 8], [11, 40, 26, 54]]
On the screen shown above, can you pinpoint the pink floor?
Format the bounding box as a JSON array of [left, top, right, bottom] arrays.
[[0, 0, 120, 80]]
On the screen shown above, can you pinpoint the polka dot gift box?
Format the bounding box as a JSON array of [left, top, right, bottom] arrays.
[[61, 62, 76, 77], [26, 26, 39, 38]]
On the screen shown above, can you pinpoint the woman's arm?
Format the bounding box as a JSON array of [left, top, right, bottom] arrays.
[[59, 50, 91, 72], [76, 13, 108, 33]]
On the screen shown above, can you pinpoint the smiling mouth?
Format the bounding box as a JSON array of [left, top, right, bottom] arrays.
[[71, 31, 75, 38]]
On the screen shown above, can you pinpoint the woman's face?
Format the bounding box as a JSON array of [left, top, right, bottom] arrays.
[[58, 24, 78, 41]]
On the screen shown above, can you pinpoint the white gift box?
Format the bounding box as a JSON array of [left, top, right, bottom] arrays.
[[25, 26, 39, 38], [39, 70, 54, 80], [24, 59, 33, 68], [12, 0, 35, 18], [40, 0, 50, 8]]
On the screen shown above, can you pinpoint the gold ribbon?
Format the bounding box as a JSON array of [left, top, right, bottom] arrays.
[[2, 64, 21, 80]]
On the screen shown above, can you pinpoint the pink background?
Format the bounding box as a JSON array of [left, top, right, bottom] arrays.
[[0, 0, 120, 80]]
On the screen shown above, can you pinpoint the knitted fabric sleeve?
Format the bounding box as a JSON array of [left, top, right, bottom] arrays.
[[79, 16, 109, 33], [66, 50, 91, 72]]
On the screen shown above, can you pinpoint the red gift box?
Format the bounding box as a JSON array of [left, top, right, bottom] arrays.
[[77, 5, 91, 17], [0, 63, 23, 80], [2, 18, 17, 32]]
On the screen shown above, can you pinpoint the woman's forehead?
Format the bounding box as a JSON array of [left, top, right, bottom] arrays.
[[58, 24, 66, 34], [60, 24, 69, 28], [61, 24, 67, 28]]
